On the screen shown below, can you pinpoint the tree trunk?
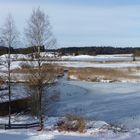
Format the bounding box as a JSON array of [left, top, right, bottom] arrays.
[[38, 46, 44, 130], [39, 89, 43, 130], [8, 46, 11, 128]]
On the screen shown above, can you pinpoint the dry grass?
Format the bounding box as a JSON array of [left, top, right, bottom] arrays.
[[11, 63, 64, 83], [68, 67, 140, 82], [0, 77, 4, 86], [12, 63, 64, 76], [57, 114, 86, 133]]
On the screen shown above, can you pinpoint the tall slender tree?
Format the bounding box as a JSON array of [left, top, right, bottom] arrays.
[[0, 14, 19, 128], [25, 8, 56, 130]]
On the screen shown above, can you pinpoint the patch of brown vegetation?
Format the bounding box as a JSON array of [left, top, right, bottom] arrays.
[[11, 64, 64, 83], [12, 63, 64, 76], [0, 78, 3, 85], [68, 67, 140, 82], [57, 114, 86, 133], [0, 77, 4, 86]]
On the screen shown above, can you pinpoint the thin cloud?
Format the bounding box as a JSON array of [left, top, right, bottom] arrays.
[[0, 1, 140, 47]]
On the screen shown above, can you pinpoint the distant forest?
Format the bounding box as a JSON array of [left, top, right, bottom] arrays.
[[1, 46, 140, 56], [56, 46, 140, 56], [0, 46, 45, 56]]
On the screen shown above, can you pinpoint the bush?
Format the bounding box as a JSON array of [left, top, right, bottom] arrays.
[[0, 77, 4, 88], [57, 114, 86, 133]]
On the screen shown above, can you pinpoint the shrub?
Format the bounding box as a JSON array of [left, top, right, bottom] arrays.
[[0, 77, 4, 88], [57, 114, 86, 133]]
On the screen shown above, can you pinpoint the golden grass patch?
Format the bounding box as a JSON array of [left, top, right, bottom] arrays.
[[68, 67, 140, 82]]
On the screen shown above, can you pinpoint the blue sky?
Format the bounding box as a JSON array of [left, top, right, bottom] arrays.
[[0, 0, 140, 47]]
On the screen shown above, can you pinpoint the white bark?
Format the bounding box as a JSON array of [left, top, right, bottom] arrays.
[[0, 14, 19, 128], [25, 8, 56, 130]]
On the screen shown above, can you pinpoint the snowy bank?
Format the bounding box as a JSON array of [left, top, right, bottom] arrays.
[[0, 116, 140, 140]]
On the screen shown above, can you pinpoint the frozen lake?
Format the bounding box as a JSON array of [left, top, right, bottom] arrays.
[[46, 74, 140, 130]]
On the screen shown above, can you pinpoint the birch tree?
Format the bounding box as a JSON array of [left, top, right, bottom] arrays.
[[0, 14, 19, 128], [25, 8, 56, 130]]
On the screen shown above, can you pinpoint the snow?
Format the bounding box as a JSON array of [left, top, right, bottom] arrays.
[[40, 52, 58, 58], [0, 130, 97, 140], [0, 61, 22, 71], [0, 54, 28, 61], [55, 61, 140, 68], [0, 52, 58, 61], [0, 116, 140, 140], [0, 52, 58, 71], [0, 54, 140, 71], [0, 83, 28, 103], [61, 54, 136, 62], [69, 75, 78, 80], [57, 54, 140, 68]]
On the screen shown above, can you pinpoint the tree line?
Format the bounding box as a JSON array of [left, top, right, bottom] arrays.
[[0, 46, 45, 56], [1, 46, 140, 56], [56, 46, 140, 56]]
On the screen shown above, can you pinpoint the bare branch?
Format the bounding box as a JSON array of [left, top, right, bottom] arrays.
[[0, 14, 19, 48], [25, 8, 55, 50]]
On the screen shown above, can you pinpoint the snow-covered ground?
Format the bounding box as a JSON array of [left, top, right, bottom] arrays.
[[0, 54, 140, 71], [1, 58, 140, 72], [0, 128, 130, 140], [0, 116, 140, 140], [0, 52, 57, 61], [54, 61, 140, 68], [0, 127, 139, 140], [59, 54, 140, 68], [61, 54, 135, 61]]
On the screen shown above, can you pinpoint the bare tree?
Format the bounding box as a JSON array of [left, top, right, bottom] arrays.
[[25, 8, 56, 130], [0, 14, 19, 128]]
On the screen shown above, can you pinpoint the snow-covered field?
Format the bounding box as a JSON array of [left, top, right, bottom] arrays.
[[61, 54, 136, 61], [54, 61, 140, 68], [1, 54, 140, 71], [59, 54, 140, 68], [1, 53, 140, 139], [0, 115, 140, 140], [2, 60, 139, 70], [0, 128, 139, 140]]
